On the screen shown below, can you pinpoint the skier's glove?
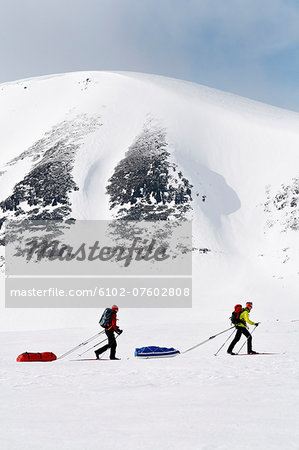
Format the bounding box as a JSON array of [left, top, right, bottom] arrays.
[[116, 329, 123, 335], [255, 322, 260, 326]]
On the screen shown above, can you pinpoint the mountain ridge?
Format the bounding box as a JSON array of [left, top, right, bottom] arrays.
[[0, 70, 299, 330]]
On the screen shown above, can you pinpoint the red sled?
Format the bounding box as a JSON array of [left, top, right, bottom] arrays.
[[16, 352, 57, 362]]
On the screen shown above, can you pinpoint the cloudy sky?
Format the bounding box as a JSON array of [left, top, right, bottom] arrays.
[[1, 0, 299, 111]]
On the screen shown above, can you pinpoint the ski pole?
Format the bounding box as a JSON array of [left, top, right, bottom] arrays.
[[214, 328, 236, 356], [182, 326, 235, 354], [82, 332, 121, 358], [78, 337, 108, 356], [95, 333, 121, 359], [57, 330, 106, 359], [236, 325, 258, 354]]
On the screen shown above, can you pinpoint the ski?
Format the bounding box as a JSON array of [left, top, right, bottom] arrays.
[[70, 358, 110, 361], [235, 352, 280, 356]]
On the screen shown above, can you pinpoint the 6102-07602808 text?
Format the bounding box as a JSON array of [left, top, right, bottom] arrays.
[[9, 286, 191, 298]]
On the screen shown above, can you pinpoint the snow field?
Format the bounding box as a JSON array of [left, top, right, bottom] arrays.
[[1, 321, 298, 450]]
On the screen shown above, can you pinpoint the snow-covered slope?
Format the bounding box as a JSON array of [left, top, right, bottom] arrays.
[[1, 71, 299, 330], [1, 321, 298, 450], [1, 72, 299, 450]]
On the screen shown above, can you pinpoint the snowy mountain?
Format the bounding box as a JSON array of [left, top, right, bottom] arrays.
[[1, 71, 299, 330], [1, 72, 299, 450]]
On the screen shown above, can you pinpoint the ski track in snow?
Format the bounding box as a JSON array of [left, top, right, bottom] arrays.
[[1, 322, 299, 450]]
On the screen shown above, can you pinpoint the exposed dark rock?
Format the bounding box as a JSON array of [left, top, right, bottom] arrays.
[[264, 178, 299, 231], [106, 123, 193, 221], [0, 114, 102, 230]]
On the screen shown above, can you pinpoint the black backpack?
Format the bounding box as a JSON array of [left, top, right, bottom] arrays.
[[230, 304, 244, 325], [99, 308, 114, 328]]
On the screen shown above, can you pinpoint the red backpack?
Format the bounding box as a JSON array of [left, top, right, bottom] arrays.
[[230, 304, 243, 325]]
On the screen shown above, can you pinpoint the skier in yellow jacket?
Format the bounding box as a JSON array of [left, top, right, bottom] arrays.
[[227, 302, 260, 355]]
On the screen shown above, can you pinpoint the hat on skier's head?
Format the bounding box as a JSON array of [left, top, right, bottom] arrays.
[[112, 304, 119, 312], [246, 302, 253, 308]]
